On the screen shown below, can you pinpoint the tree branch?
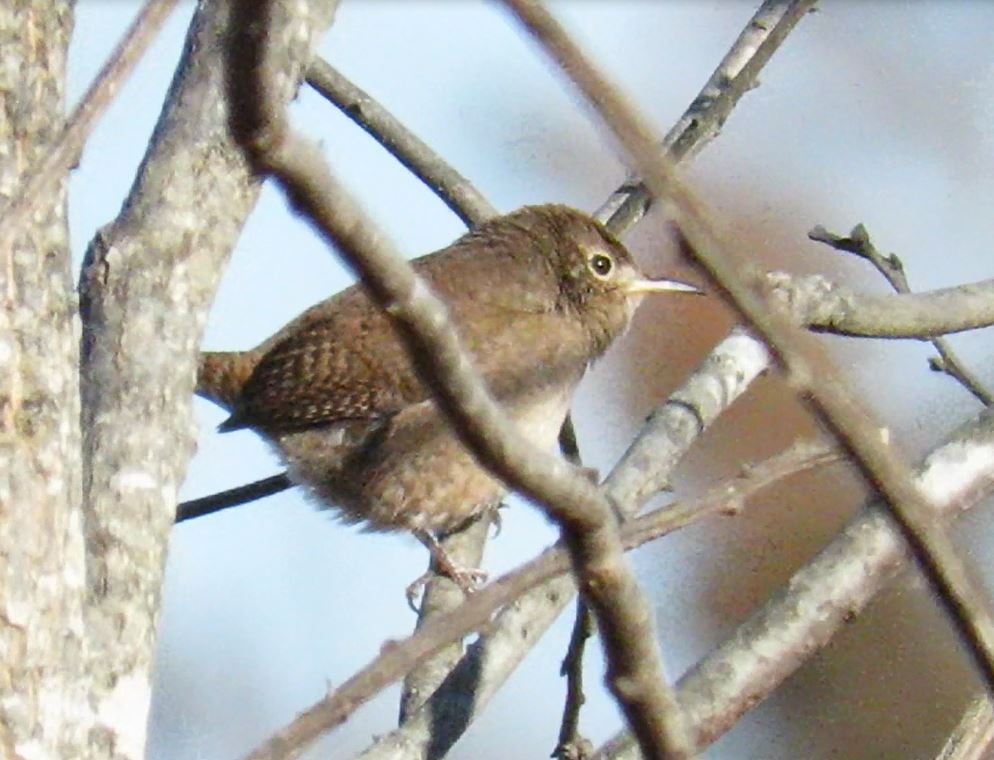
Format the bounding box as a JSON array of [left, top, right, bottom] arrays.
[[228, 3, 691, 758], [76, 0, 338, 751], [808, 223, 993, 405], [597, 408, 994, 758], [763, 271, 994, 339], [175, 473, 292, 523], [596, 0, 818, 235], [306, 58, 497, 227], [504, 0, 994, 710]]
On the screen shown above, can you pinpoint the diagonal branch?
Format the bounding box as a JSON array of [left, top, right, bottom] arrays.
[[503, 0, 994, 703], [228, 3, 691, 758], [596, 0, 817, 235], [306, 58, 497, 227], [597, 408, 994, 757]]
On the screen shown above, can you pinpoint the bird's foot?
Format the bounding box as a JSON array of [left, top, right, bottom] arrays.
[[407, 530, 488, 611], [405, 565, 487, 612]]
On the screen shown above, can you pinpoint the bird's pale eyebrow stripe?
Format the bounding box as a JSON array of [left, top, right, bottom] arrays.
[[580, 244, 611, 260]]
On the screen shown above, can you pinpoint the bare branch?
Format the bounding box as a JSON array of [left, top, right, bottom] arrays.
[[175, 473, 292, 523], [304, 55, 504, 722], [555, 599, 596, 759], [607, 328, 770, 508], [503, 0, 994, 708], [809, 224, 993, 405], [0, 0, 180, 255], [228, 3, 690, 758], [663, 410, 994, 755], [306, 58, 497, 227], [763, 271, 994, 339], [302, 440, 840, 760], [596, 0, 818, 235]]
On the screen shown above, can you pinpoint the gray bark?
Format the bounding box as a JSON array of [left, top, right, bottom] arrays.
[[0, 2, 87, 757], [0, 0, 339, 756]]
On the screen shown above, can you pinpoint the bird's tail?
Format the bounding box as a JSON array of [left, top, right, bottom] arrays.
[[196, 351, 257, 411]]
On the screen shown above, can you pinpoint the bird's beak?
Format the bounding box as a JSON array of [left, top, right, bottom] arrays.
[[624, 277, 702, 296]]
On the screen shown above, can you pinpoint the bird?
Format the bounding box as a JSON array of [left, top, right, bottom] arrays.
[[196, 204, 699, 587]]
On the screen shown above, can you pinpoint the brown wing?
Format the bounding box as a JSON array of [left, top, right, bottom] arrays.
[[222, 238, 590, 432], [221, 290, 426, 432]]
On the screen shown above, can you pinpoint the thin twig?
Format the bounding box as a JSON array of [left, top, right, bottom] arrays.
[[504, 0, 994, 708], [555, 598, 596, 760], [596, 0, 818, 236], [228, 4, 690, 758], [175, 473, 291, 523], [0, 0, 180, 255], [555, 430, 595, 760], [809, 224, 993, 405], [306, 58, 497, 228]]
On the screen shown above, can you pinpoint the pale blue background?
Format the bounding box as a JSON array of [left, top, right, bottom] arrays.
[[67, 3, 994, 758]]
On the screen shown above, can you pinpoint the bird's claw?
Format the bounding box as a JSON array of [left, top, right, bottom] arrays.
[[405, 564, 487, 612]]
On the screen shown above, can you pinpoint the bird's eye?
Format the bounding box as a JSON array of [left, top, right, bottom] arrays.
[[588, 253, 614, 278]]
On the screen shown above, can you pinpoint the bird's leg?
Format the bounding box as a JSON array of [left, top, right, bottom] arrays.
[[406, 529, 488, 610]]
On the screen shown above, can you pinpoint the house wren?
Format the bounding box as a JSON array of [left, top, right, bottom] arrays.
[[197, 205, 697, 551]]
